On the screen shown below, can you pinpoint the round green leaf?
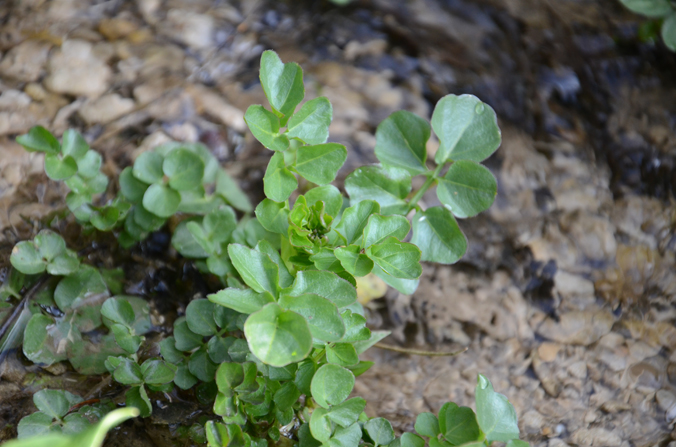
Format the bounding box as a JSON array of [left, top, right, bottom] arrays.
[[173, 317, 204, 352], [432, 94, 501, 164], [364, 418, 395, 447], [45, 153, 78, 180], [186, 299, 218, 336], [141, 359, 176, 385], [411, 207, 467, 264], [309, 407, 332, 443], [216, 169, 253, 213], [17, 412, 54, 439], [227, 244, 280, 297], [125, 385, 152, 418], [334, 200, 381, 245], [174, 363, 199, 390], [10, 241, 45, 275], [326, 343, 359, 367], [243, 303, 312, 367], [264, 152, 297, 202], [34, 230, 66, 261], [163, 148, 205, 191], [171, 219, 209, 258], [90, 206, 120, 231], [61, 129, 89, 159], [287, 270, 357, 308], [119, 167, 149, 204], [65, 171, 108, 196], [310, 363, 355, 408], [475, 374, 520, 442], [113, 358, 144, 385], [208, 287, 275, 315], [76, 150, 103, 179], [159, 337, 184, 364], [415, 412, 440, 438], [259, 50, 305, 124], [101, 297, 135, 327], [304, 185, 343, 217], [620, 0, 673, 17], [437, 160, 497, 218], [203, 206, 237, 243], [133, 151, 164, 184], [362, 214, 410, 248], [62, 413, 89, 435], [54, 265, 108, 312], [334, 245, 374, 277], [375, 110, 429, 175], [245, 105, 289, 151], [441, 406, 481, 445], [345, 165, 412, 216], [294, 143, 347, 185], [286, 97, 332, 145], [278, 293, 345, 342], [16, 126, 60, 154], [662, 13, 676, 51], [34, 390, 70, 419], [23, 315, 70, 365], [189, 346, 219, 382], [111, 324, 142, 353], [142, 183, 181, 218], [255, 199, 289, 235]]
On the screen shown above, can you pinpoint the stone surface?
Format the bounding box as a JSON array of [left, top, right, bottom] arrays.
[[43, 39, 112, 98], [0, 40, 52, 81], [79, 93, 135, 124]]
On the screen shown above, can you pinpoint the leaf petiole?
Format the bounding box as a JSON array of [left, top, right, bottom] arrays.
[[406, 162, 447, 213]]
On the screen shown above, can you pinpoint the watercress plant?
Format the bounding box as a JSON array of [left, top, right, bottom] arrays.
[[7, 50, 527, 447]]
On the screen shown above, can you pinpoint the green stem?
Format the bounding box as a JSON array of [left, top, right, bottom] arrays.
[[407, 163, 446, 212]]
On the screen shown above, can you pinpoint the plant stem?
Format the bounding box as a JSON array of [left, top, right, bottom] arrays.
[[374, 343, 467, 357], [407, 163, 446, 212]]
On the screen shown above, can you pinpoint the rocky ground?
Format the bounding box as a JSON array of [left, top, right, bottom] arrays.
[[1, 0, 676, 446]]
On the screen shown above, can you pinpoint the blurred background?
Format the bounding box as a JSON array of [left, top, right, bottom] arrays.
[[0, 1, 675, 446]]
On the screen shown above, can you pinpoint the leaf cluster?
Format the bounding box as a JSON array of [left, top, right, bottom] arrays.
[[620, 0, 676, 50]]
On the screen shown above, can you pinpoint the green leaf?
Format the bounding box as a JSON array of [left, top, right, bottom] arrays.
[[400, 433, 425, 447], [304, 185, 343, 217], [23, 315, 69, 365], [216, 362, 244, 395], [243, 302, 313, 367], [228, 244, 280, 297], [327, 422, 362, 447], [326, 397, 366, 427], [278, 293, 345, 342], [62, 414, 89, 435], [411, 207, 467, 264], [340, 309, 371, 342], [11, 241, 45, 275], [375, 110, 429, 174], [126, 386, 152, 418], [61, 129, 89, 159], [264, 152, 298, 202], [16, 126, 60, 154], [286, 97, 332, 145], [209, 288, 275, 315], [440, 404, 481, 445], [259, 50, 305, 124], [309, 407, 333, 443], [326, 343, 359, 366], [17, 412, 54, 439], [245, 105, 290, 151], [228, 339, 250, 362], [204, 206, 237, 242], [186, 299, 218, 336], [173, 317, 203, 351], [432, 94, 501, 164], [362, 214, 410, 248], [76, 150, 102, 179], [364, 418, 395, 447], [208, 335, 235, 363], [216, 169, 253, 213], [294, 143, 347, 185], [345, 165, 412, 215], [142, 183, 181, 218], [505, 440, 530, 447], [189, 347, 218, 382], [620, 0, 673, 17], [90, 206, 120, 231], [174, 363, 199, 390], [54, 265, 108, 312], [287, 270, 357, 308], [310, 363, 354, 408], [119, 167, 149, 204], [273, 381, 301, 408], [45, 153, 78, 180], [475, 374, 520, 442], [172, 219, 209, 258], [111, 324, 142, 353], [65, 171, 108, 196], [309, 248, 342, 272], [256, 240, 293, 288], [295, 360, 317, 395], [163, 148, 205, 191], [113, 357, 144, 385], [33, 390, 70, 419], [352, 329, 389, 354], [334, 200, 380, 245], [662, 12, 676, 51], [101, 297, 135, 327], [133, 151, 164, 184], [371, 263, 419, 295], [256, 199, 289, 234], [159, 337, 183, 364], [414, 412, 440, 438], [133, 205, 165, 232], [141, 359, 176, 385], [334, 245, 374, 277], [437, 160, 497, 218], [366, 237, 421, 280]]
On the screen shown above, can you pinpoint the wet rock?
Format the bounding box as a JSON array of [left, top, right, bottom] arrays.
[[553, 270, 595, 307], [0, 40, 52, 81], [0, 355, 26, 383], [656, 389, 676, 422], [44, 39, 112, 98], [536, 311, 614, 346], [79, 93, 135, 124]]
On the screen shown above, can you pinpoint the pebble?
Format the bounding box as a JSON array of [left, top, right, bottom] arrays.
[[571, 428, 622, 446], [43, 39, 112, 98], [536, 310, 614, 346], [79, 93, 136, 124], [165, 10, 214, 48], [655, 389, 676, 422], [0, 40, 52, 81]]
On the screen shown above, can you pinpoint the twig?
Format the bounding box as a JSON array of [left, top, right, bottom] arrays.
[[374, 343, 468, 357]]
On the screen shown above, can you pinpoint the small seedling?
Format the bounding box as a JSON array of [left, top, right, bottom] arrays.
[[620, 0, 676, 51]]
